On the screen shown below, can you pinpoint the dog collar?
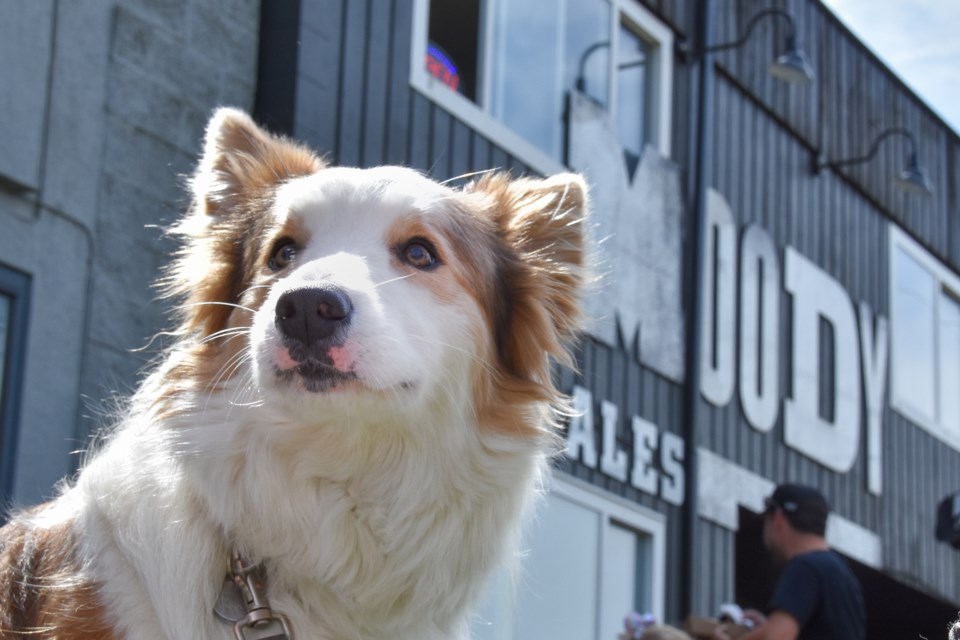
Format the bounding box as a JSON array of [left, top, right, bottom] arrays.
[[214, 548, 294, 640]]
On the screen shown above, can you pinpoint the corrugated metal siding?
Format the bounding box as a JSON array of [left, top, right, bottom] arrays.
[[260, 0, 960, 621], [706, 0, 959, 269], [704, 43, 960, 606]]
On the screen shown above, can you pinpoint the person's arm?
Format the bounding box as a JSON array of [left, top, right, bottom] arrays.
[[738, 610, 800, 640]]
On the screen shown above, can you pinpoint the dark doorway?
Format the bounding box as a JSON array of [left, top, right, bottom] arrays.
[[736, 507, 958, 640]]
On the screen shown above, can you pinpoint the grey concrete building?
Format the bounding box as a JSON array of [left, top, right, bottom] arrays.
[[0, 0, 260, 505]]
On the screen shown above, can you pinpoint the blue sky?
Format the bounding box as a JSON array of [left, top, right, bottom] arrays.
[[820, 0, 960, 136]]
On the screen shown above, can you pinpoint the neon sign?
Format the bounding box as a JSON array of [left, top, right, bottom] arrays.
[[426, 42, 460, 92]]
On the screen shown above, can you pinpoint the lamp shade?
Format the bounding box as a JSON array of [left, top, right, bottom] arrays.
[[895, 153, 934, 196], [769, 37, 815, 84]]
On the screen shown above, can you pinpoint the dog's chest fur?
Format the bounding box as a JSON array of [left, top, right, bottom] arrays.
[[67, 395, 541, 640]]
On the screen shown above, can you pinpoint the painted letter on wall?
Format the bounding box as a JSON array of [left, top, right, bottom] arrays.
[[739, 225, 781, 432], [567, 385, 598, 467], [783, 248, 861, 472], [859, 302, 888, 495], [700, 189, 738, 406]]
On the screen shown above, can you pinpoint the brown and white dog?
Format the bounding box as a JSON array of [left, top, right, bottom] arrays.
[[0, 109, 588, 639]]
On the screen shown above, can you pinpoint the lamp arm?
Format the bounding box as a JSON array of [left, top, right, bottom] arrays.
[[822, 127, 918, 170], [575, 41, 610, 92], [701, 8, 798, 55]]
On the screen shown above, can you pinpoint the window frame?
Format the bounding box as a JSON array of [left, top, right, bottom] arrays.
[[551, 474, 667, 635], [0, 264, 31, 500], [471, 473, 666, 638], [410, 0, 673, 175], [888, 225, 960, 447]]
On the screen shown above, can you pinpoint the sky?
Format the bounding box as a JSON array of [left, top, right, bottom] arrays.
[[820, 0, 960, 136]]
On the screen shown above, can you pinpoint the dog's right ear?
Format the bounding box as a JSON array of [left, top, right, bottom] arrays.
[[191, 108, 323, 217]]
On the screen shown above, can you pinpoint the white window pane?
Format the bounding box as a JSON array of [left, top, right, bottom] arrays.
[[616, 21, 650, 158], [565, 0, 611, 105], [893, 247, 937, 418], [940, 293, 960, 433], [490, 0, 609, 159], [472, 492, 601, 639], [600, 523, 638, 640], [514, 493, 600, 639], [489, 0, 562, 157]]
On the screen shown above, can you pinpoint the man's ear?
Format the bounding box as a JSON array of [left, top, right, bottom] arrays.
[[191, 107, 324, 217]]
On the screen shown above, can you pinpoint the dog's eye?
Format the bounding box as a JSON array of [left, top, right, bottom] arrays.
[[268, 239, 298, 271], [401, 240, 439, 270]]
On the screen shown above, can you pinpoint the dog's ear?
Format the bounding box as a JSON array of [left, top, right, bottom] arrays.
[[166, 109, 323, 338], [472, 173, 589, 375], [191, 107, 323, 216]]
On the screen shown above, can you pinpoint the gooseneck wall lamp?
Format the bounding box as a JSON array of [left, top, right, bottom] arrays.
[[813, 127, 934, 196], [574, 41, 646, 95], [682, 8, 815, 84]]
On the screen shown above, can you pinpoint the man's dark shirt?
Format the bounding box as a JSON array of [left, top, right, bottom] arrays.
[[767, 549, 865, 640]]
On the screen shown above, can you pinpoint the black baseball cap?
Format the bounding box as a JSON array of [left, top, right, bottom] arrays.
[[764, 483, 830, 535]]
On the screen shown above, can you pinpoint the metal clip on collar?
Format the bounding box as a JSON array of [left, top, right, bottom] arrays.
[[228, 549, 294, 640]]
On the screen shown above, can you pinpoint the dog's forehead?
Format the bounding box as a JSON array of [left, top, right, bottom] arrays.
[[278, 166, 455, 216]]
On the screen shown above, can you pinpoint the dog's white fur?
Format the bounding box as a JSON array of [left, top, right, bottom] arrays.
[[0, 109, 587, 640]]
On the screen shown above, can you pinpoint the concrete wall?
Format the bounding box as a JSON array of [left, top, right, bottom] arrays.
[[0, 0, 261, 506]]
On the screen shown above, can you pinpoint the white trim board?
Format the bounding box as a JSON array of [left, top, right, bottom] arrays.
[[697, 449, 882, 569]]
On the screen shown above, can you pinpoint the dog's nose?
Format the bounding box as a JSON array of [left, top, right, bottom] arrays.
[[275, 287, 353, 347]]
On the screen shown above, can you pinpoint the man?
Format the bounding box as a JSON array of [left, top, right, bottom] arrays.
[[716, 484, 865, 640]]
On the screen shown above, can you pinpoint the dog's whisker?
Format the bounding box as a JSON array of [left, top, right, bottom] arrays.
[[440, 168, 499, 186], [238, 283, 272, 297], [373, 273, 415, 289], [198, 326, 251, 344], [406, 334, 498, 376], [208, 350, 254, 395], [178, 301, 257, 314], [132, 331, 183, 352]]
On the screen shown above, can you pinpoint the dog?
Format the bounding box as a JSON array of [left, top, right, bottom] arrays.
[[0, 108, 588, 639]]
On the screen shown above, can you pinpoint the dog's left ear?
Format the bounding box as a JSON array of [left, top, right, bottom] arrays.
[[472, 173, 589, 375], [192, 108, 323, 216], [167, 109, 324, 338]]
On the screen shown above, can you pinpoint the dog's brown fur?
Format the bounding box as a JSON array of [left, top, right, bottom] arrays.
[[0, 510, 116, 639]]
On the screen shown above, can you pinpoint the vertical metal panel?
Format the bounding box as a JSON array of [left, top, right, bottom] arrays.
[[260, 0, 960, 616], [706, 57, 960, 603], [385, 0, 413, 164], [360, 0, 393, 166], [292, 0, 344, 155], [335, 0, 368, 166], [407, 90, 431, 170], [449, 120, 471, 182]]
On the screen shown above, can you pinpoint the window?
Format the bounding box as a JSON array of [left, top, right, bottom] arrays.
[[0, 264, 30, 500], [889, 226, 960, 445], [412, 0, 673, 175], [470, 475, 665, 639]]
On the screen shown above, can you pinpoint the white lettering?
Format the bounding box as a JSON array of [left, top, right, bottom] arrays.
[[660, 432, 685, 506], [859, 302, 888, 495], [739, 225, 780, 432], [630, 416, 659, 495], [700, 189, 738, 406], [600, 400, 628, 481], [566, 385, 598, 467], [783, 247, 861, 473]]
